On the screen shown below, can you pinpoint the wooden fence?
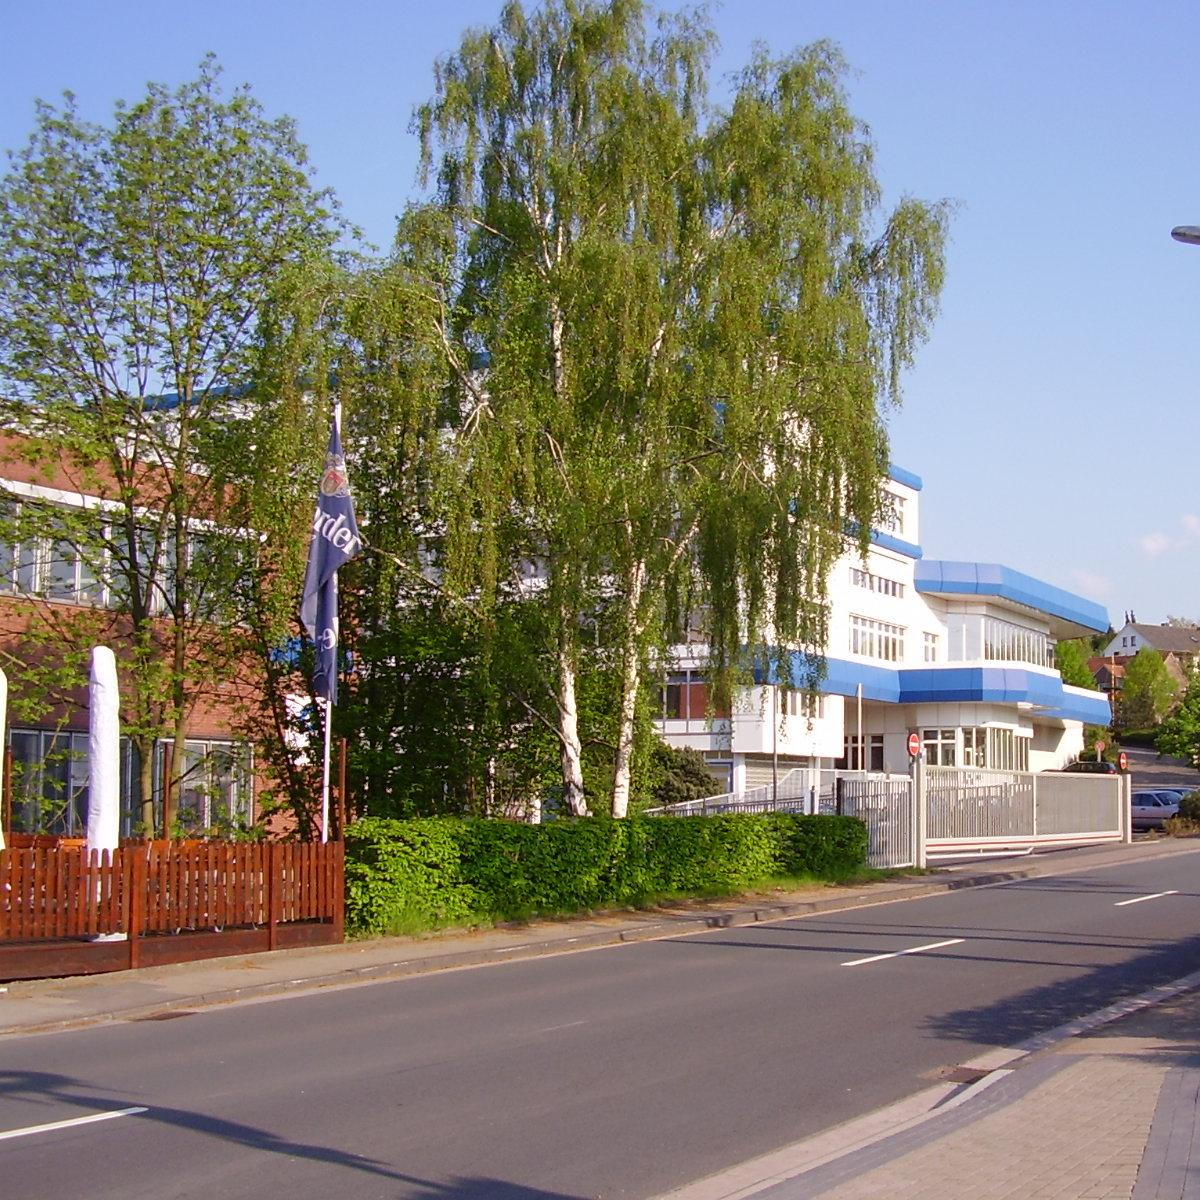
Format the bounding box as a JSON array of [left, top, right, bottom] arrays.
[[0, 839, 344, 980]]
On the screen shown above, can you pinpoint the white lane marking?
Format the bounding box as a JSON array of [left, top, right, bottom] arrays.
[[842, 938, 965, 967], [536, 1020, 587, 1034], [1114, 890, 1179, 907], [0, 1107, 148, 1142]]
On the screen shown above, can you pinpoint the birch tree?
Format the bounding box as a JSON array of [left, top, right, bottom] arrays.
[[416, 1, 948, 816]]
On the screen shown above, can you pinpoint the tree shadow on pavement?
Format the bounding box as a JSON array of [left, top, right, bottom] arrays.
[[0, 1069, 589, 1199], [924, 932, 1200, 1048]]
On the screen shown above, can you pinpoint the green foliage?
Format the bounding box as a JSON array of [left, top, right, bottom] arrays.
[[344, 812, 867, 936], [1119, 648, 1179, 732], [1177, 792, 1200, 821], [1055, 639, 1097, 689], [647, 743, 724, 807], [1156, 672, 1200, 764], [0, 57, 340, 833], [412, 0, 949, 816]]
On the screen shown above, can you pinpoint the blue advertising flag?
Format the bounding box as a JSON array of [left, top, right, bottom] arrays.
[[300, 407, 361, 704]]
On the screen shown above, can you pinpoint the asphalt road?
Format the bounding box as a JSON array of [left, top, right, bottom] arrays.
[[3, 850, 1200, 1200]]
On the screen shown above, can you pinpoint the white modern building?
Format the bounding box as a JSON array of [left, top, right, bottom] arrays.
[[657, 465, 1111, 793]]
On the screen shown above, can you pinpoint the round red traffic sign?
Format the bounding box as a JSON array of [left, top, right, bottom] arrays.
[[1117, 750, 1128, 771], [907, 732, 921, 757]]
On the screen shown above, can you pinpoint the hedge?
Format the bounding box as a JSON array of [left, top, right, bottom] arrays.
[[344, 812, 867, 937]]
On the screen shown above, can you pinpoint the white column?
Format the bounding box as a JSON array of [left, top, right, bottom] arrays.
[[86, 647, 120, 856]]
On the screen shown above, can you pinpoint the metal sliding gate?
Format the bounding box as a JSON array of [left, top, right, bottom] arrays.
[[648, 766, 1128, 869]]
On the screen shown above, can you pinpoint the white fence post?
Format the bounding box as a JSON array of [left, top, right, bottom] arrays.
[[913, 756, 927, 868]]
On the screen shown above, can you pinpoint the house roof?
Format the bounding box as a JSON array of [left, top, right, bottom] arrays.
[[1127, 624, 1200, 655]]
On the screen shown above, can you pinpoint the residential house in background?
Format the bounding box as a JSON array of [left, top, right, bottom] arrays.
[[656, 465, 1111, 793], [1102, 617, 1200, 684]]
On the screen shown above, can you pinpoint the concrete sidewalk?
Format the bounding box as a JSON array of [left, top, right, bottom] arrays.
[[4, 837, 1200, 1200], [3, 836, 1195, 1040]]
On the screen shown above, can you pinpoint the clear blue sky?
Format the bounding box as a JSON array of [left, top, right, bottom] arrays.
[[3, 1, 1198, 629]]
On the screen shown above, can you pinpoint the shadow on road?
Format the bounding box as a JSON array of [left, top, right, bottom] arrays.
[[0, 1069, 589, 1199], [924, 931, 1200, 1048]]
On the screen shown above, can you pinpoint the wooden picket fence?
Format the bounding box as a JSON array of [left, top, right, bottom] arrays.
[[0, 839, 344, 980]]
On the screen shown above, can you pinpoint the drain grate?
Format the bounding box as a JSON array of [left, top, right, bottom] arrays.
[[132, 1010, 197, 1021]]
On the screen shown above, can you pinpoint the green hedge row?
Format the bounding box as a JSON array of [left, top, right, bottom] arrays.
[[344, 812, 868, 937]]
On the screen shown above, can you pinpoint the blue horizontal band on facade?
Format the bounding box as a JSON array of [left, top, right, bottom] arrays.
[[887, 464, 923, 491], [913, 561, 1109, 633], [869, 529, 923, 559], [791, 653, 1111, 725]]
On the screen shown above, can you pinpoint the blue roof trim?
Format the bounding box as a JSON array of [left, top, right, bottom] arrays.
[[887, 464, 923, 492], [792, 653, 1111, 724], [870, 529, 923, 559], [914, 561, 1108, 632]]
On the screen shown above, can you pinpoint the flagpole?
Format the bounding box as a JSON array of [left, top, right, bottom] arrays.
[[321, 696, 333, 844], [300, 401, 359, 846]]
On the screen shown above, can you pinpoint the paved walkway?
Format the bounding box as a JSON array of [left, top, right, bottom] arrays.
[[4, 836, 1200, 1200]]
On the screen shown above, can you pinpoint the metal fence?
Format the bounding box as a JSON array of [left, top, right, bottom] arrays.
[[646, 765, 1127, 868], [923, 766, 1124, 856]]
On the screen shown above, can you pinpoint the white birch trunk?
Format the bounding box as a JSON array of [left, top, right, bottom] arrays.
[[557, 630, 587, 816], [611, 560, 647, 819]]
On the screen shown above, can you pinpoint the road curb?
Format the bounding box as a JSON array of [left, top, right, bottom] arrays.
[[5, 840, 1199, 1038]]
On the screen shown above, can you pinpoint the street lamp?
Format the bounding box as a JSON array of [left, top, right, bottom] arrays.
[[1171, 226, 1200, 245]]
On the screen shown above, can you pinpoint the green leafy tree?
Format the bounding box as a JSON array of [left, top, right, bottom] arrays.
[[1055, 639, 1097, 689], [1118, 647, 1178, 732], [1155, 672, 1200, 764], [648, 743, 723, 808], [0, 59, 339, 833], [415, 0, 948, 816]]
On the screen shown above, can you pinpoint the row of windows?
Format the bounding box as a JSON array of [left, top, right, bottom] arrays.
[[925, 726, 1030, 771], [837, 734, 884, 772], [850, 567, 904, 598], [7, 729, 253, 838], [850, 615, 905, 662], [0, 501, 251, 616], [662, 673, 825, 722], [983, 617, 1054, 668]]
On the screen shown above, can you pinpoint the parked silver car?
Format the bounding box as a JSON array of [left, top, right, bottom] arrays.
[[1130, 790, 1182, 829]]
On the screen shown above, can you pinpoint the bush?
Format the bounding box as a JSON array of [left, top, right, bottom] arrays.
[[344, 812, 867, 937], [1177, 792, 1200, 821]]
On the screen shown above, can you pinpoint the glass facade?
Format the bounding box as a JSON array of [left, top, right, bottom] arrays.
[[7, 729, 252, 837], [983, 616, 1054, 668]]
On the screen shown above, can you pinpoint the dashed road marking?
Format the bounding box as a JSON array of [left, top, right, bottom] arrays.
[[842, 938, 965, 966], [1115, 890, 1179, 907], [0, 1107, 148, 1142]]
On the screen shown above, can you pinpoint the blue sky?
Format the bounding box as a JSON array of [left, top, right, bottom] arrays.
[[3, 1, 1198, 629]]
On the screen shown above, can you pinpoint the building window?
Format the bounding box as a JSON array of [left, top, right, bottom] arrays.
[[160, 739, 254, 835], [924, 632, 939, 662], [923, 727, 956, 766], [850, 566, 904, 598], [983, 617, 1053, 668], [959, 727, 1031, 772], [661, 670, 727, 721], [962, 727, 986, 767], [850, 615, 905, 662], [878, 491, 906, 536], [8, 729, 91, 837], [838, 734, 884, 772]]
